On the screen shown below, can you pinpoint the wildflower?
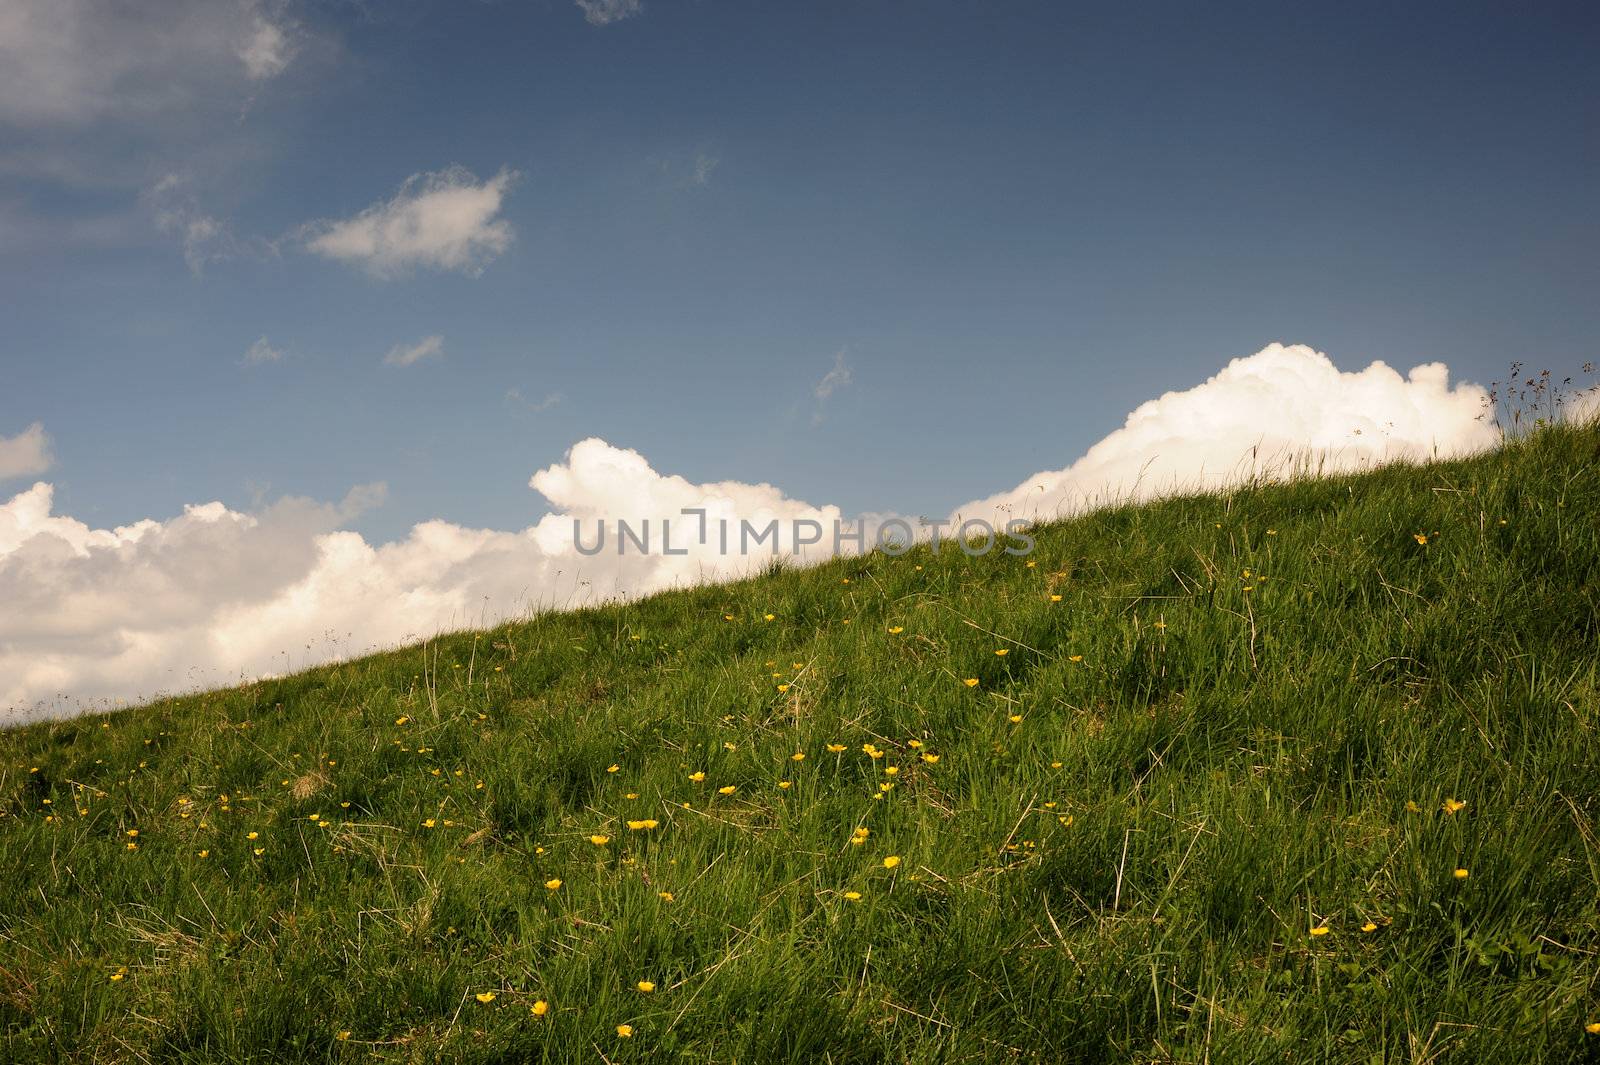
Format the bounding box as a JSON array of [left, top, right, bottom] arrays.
[[617, 1024, 634, 1038], [791, 752, 805, 761], [607, 764, 620, 774], [1008, 714, 1023, 724], [851, 827, 870, 843], [590, 835, 610, 846], [109, 968, 127, 982], [1050, 594, 1062, 602], [1587, 1022, 1600, 1034], [253, 848, 265, 856], [126, 829, 138, 838], [888, 626, 904, 634], [718, 785, 736, 795], [544, 879, 562, 890], [1310, 926, 1330, 937], [423, 819, 436, 829], [689, 771, 706, 782], [625, 792, 638, 800], [763, 613, 775, 621], [1360, 921, 1378, 933], [531, 1000, 550, 1016], [1405, 800, 1422, 813], [658, 891, 674, 902], [777, 684, 790, 692], [1442, 798, 1467, 814], [395, 716, 409, 726], [827, 744, 846, 753], [884, 766, 899, 776], [1453, 868, 1469, 879], [723, 613, 734, 621], [636, 981, 655, 993], [336, 1031, 351, 1040], [963, 678, 979, 687], [627, 819, 658, 830], [920, 753, 939, 764], [842, 891, 862, 901], [125, 842, 138, 851], [1414, 533, 1428, 545], [882, 856, 901, 869], [246, 831, 259, 840], [475, 992, 497, 1004], [198, 850, 209, 858], [907, 740, 922, 748], [1068, 654, 1083, 662], [778, 781, 792, 789]]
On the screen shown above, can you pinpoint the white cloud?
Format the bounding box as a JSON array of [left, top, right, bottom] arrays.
[[576, 0, 643, 27], [239, 15, 293, 81], [811, 348, 852, 425], [0, 423, 53, 480], [0, 0, 298, 127], [243, 337, 284, 365], [507, 389, 564, 413], [0, 344, 1507, 720], [950, 343, 1498, 526], [384, 335, 444, 368], [302, 167, 518, 278]]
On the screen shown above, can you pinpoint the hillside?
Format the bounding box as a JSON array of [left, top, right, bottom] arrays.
[[3, 425, 1599, 1063]]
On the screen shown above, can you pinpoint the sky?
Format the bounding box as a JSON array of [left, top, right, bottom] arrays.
[[2, 0, 1598, 716]]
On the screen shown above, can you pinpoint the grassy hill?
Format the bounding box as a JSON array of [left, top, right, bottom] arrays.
[[4, 424, 1600, 1064]]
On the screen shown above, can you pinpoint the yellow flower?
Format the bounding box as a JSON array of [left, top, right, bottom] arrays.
[[1360, 921, 1378, 933], [253, 847, 265, 856], [1309, 926, 1330, 937], [544, 879, 562, 890], [994, 649, 1008, 656], [109, 969, 126, 982], [689, 771, 706, 782], [920, 753, 939, 764], [778, 781, 792, 789], [197, 850, 209, 858], [1068, 654, 1083, 662], [790, 752, 805, 761], [1405, 800, 1422, 813], [842, 891, 862, 901], [882, 856, 901, 869], [963, 678, 979, 687], [475, 992, 497, 1004], [658, 891, 674, 902], [884, 766, 899, 776], [616, 1024, 633, 1038], [723, 614, 734, 621], [1587, 1022, 1600, 1034], [888, 626, 903, 634], [246, 831, 259, 840], [1050, 594, 1062, 602], [1414, 533, 1428, 545], [777, 684, 790, 692], [826, 743, 846, 753], [717, 785, 736, 795], [627, 819, 658, 830], [636, 980, 655, 993], [907, 740, 922, 748], [607, 764, 620, 774], [336, 1031, 351, 1040], [1008, 714, 1023, 724], [531, 1000, 550, 1016], [590, 835, 610, 846], [126, 828, 138, 837], [423, 819, 436, 828], [1453, 868, 1469, 879], [1442, 798, 1467, 814], [395, 716, 408, 725], [763, 613, 775, 621], [625, 792, 638, 800]]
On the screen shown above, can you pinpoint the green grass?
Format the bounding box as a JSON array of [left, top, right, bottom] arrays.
[[4, 424, 1600, 1063]]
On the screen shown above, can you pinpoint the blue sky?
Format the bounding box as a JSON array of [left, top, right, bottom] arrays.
[[4, 0, 1598, 542]]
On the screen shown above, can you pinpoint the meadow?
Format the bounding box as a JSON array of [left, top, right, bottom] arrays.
[[3, 422, 1599, 1063]]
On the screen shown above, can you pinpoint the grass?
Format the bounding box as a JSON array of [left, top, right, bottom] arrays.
[[3, 423, 1600, 1063]]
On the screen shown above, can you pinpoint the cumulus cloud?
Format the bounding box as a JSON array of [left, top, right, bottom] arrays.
[[0, 344, 1506, 720], [384, 335, 444, 368], [576, 0, 643, 27], [951, 343, 1497, 526], [301, 167, 518, 278], [0, 423, 53, 480]]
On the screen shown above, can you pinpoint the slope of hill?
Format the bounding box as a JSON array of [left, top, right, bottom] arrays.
[[4, 425, 1599, 1063]]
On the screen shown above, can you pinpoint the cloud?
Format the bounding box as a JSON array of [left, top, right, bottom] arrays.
[[301, 167, 518, 278], [950, 343, 1497, 526], [0, 423, 53, 480], [384, 335, 444, 368], [576, 0, 643, 27], [688, 152, 719, 187], [243, 337, 284, 365], [0, 344, 1505, 720], [811, 348, 852, 425], [0, 0, 299, 128], [507, 389, 564, 413]]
